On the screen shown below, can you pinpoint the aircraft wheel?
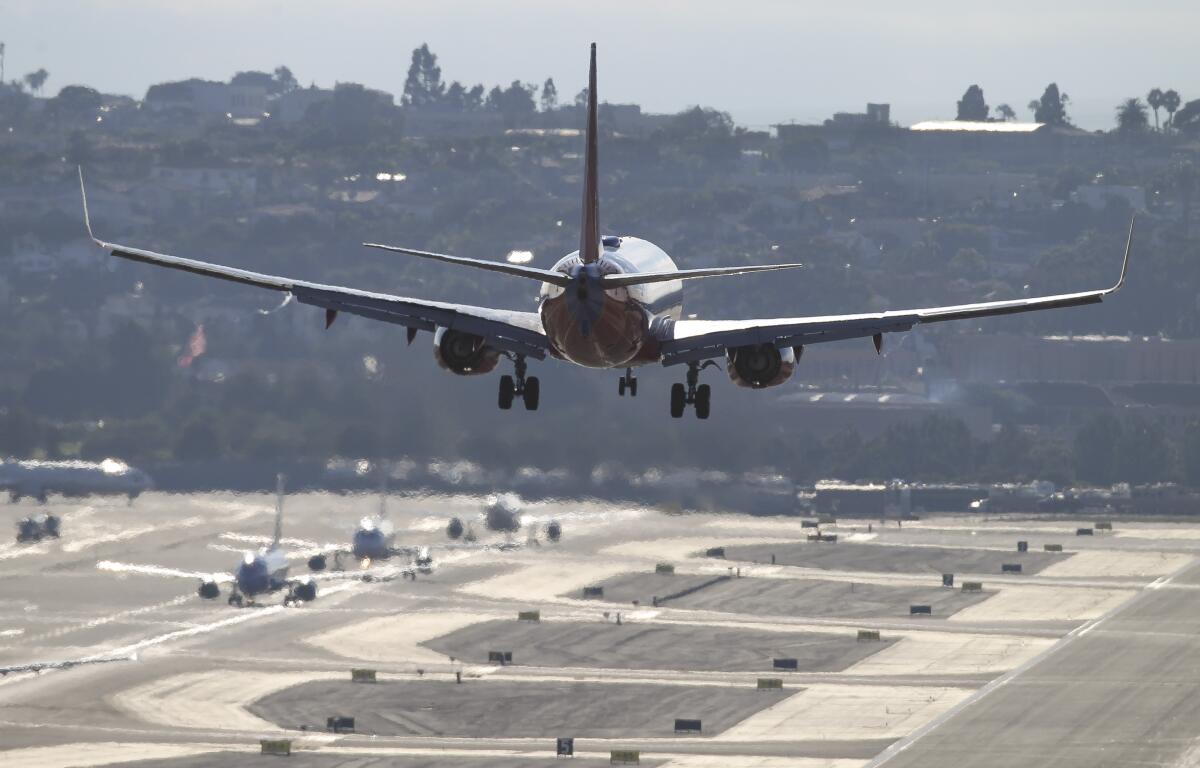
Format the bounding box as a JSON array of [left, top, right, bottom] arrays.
[[618, 378, 626, 396], [228, 593, 244, 608], [629, 378, 638, 397], [9, 491, 20, 504], [498, 375, 515, 409], [695, 384, 711, 419], [523, 377, 540, 411], [670, 383, 686, 418]]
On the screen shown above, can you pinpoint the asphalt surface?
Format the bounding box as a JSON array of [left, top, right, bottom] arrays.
[[3, 493, 1200, 767], [426, 618, 895, 672], [876, 559, 1200, 768], [591, 572, 991, 619]]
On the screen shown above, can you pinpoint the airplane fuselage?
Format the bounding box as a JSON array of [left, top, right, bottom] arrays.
[[539, 237, 681, 368], [234, 547, 290, 597]]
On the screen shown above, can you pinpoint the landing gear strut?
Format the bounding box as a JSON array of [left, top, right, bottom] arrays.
[[618, 367, 638, 397], [670, 361, 715, 419], [499, 354, 540, 411]]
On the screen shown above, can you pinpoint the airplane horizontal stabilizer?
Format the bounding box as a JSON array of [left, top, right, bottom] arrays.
[[602, 262, 804, 288], [362, 242, 572, 287]]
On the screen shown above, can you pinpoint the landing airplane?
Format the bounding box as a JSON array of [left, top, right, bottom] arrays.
[[78, 45, 1134, 419]]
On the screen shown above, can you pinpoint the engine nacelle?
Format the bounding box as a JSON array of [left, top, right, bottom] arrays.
[[726, 343, 796, 389], [291, 579, 317, 602], [307, 554, 327, 572], [433, 328, 500, 375], [198, 580, 220, 600], [446, 517, 464, 540]]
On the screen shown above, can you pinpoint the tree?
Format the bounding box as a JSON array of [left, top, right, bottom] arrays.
[[1032, 83, 1069, 125], [1147, 87, 1164, 131], [486, 81, 537, 125], [402, 43, 444, 108], [1115, 97, 1149, 135], [444, 81, 466, 111], [575, 87, 588, 108], [995, 103, 1016, 121], [23, 68, 48, 96], [1168, 160, 1198, 238], [1175, 98, 1200, 135], [273, 66, 298, 94], [230, 70, 275, 90], [956, 84, 989, 121], [540, 77, 558, 112], [47, 85, 101, 122], [175, 422, 221, 461], [1163, 89, 1182, 130], [660, 106, 735, 141]]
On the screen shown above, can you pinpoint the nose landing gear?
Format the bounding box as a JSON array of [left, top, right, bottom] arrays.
[[670, 361, 716, 419], [618, 367, 638, 397], [498, 354, 540, 411]]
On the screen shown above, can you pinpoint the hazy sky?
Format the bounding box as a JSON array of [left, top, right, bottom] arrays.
[[4, 1, 1197, 129]]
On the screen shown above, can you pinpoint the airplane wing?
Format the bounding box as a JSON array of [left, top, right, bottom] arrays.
[[659, 218, 1134, 366], [80, 171, 548, 360], [307, 563, 411, 582], [97, 560, 232, 583]]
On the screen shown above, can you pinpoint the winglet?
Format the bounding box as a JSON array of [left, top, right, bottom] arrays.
[[78, 166, 100, 244], [1111, 214, 1135, 293]]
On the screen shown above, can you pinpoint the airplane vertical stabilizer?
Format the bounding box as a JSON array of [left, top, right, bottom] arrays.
[[579, 43, 600, 265], [273, 473, 285, 548]]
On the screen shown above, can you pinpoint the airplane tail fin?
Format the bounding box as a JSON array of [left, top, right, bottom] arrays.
[[579, 43, 600, 265], [272, 473, 285, 548]]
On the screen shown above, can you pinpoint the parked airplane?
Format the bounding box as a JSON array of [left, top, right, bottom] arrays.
[[446, 493, 560, 543], [77, 45, 1134, 419], [98, 476, 324, 607], [1, 458, 152, 503]]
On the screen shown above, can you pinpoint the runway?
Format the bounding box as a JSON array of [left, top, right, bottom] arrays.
[[3, 491, 1200, 767]]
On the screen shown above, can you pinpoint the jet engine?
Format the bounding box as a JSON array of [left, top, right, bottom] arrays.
[[726, 343, 796, 389], [198, 580, 220, 600], [291, 579, 317, 602], [433, 328, 500, 375], [307, 554, 327, 572], [546, 520, 562, 542], [446, 517, 464, 540]]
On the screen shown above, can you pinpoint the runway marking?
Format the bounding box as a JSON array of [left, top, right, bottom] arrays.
[[861, 553, 1200, 767], [18, 594, 195, 646], [60, 518, 207, 554]]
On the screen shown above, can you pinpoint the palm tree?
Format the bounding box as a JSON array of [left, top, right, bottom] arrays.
[[1148, 88, 1164, 131], [23, 68, 48, 96], [996, 103, 1016, 122], [1163, 89, 1182, 131], [1115, 97, 1149, 135]]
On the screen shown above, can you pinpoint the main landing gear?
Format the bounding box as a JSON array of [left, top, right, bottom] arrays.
[[499, 354, 539, 411], [670, 361, 717, 419], [618, 367, 638, 397]]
